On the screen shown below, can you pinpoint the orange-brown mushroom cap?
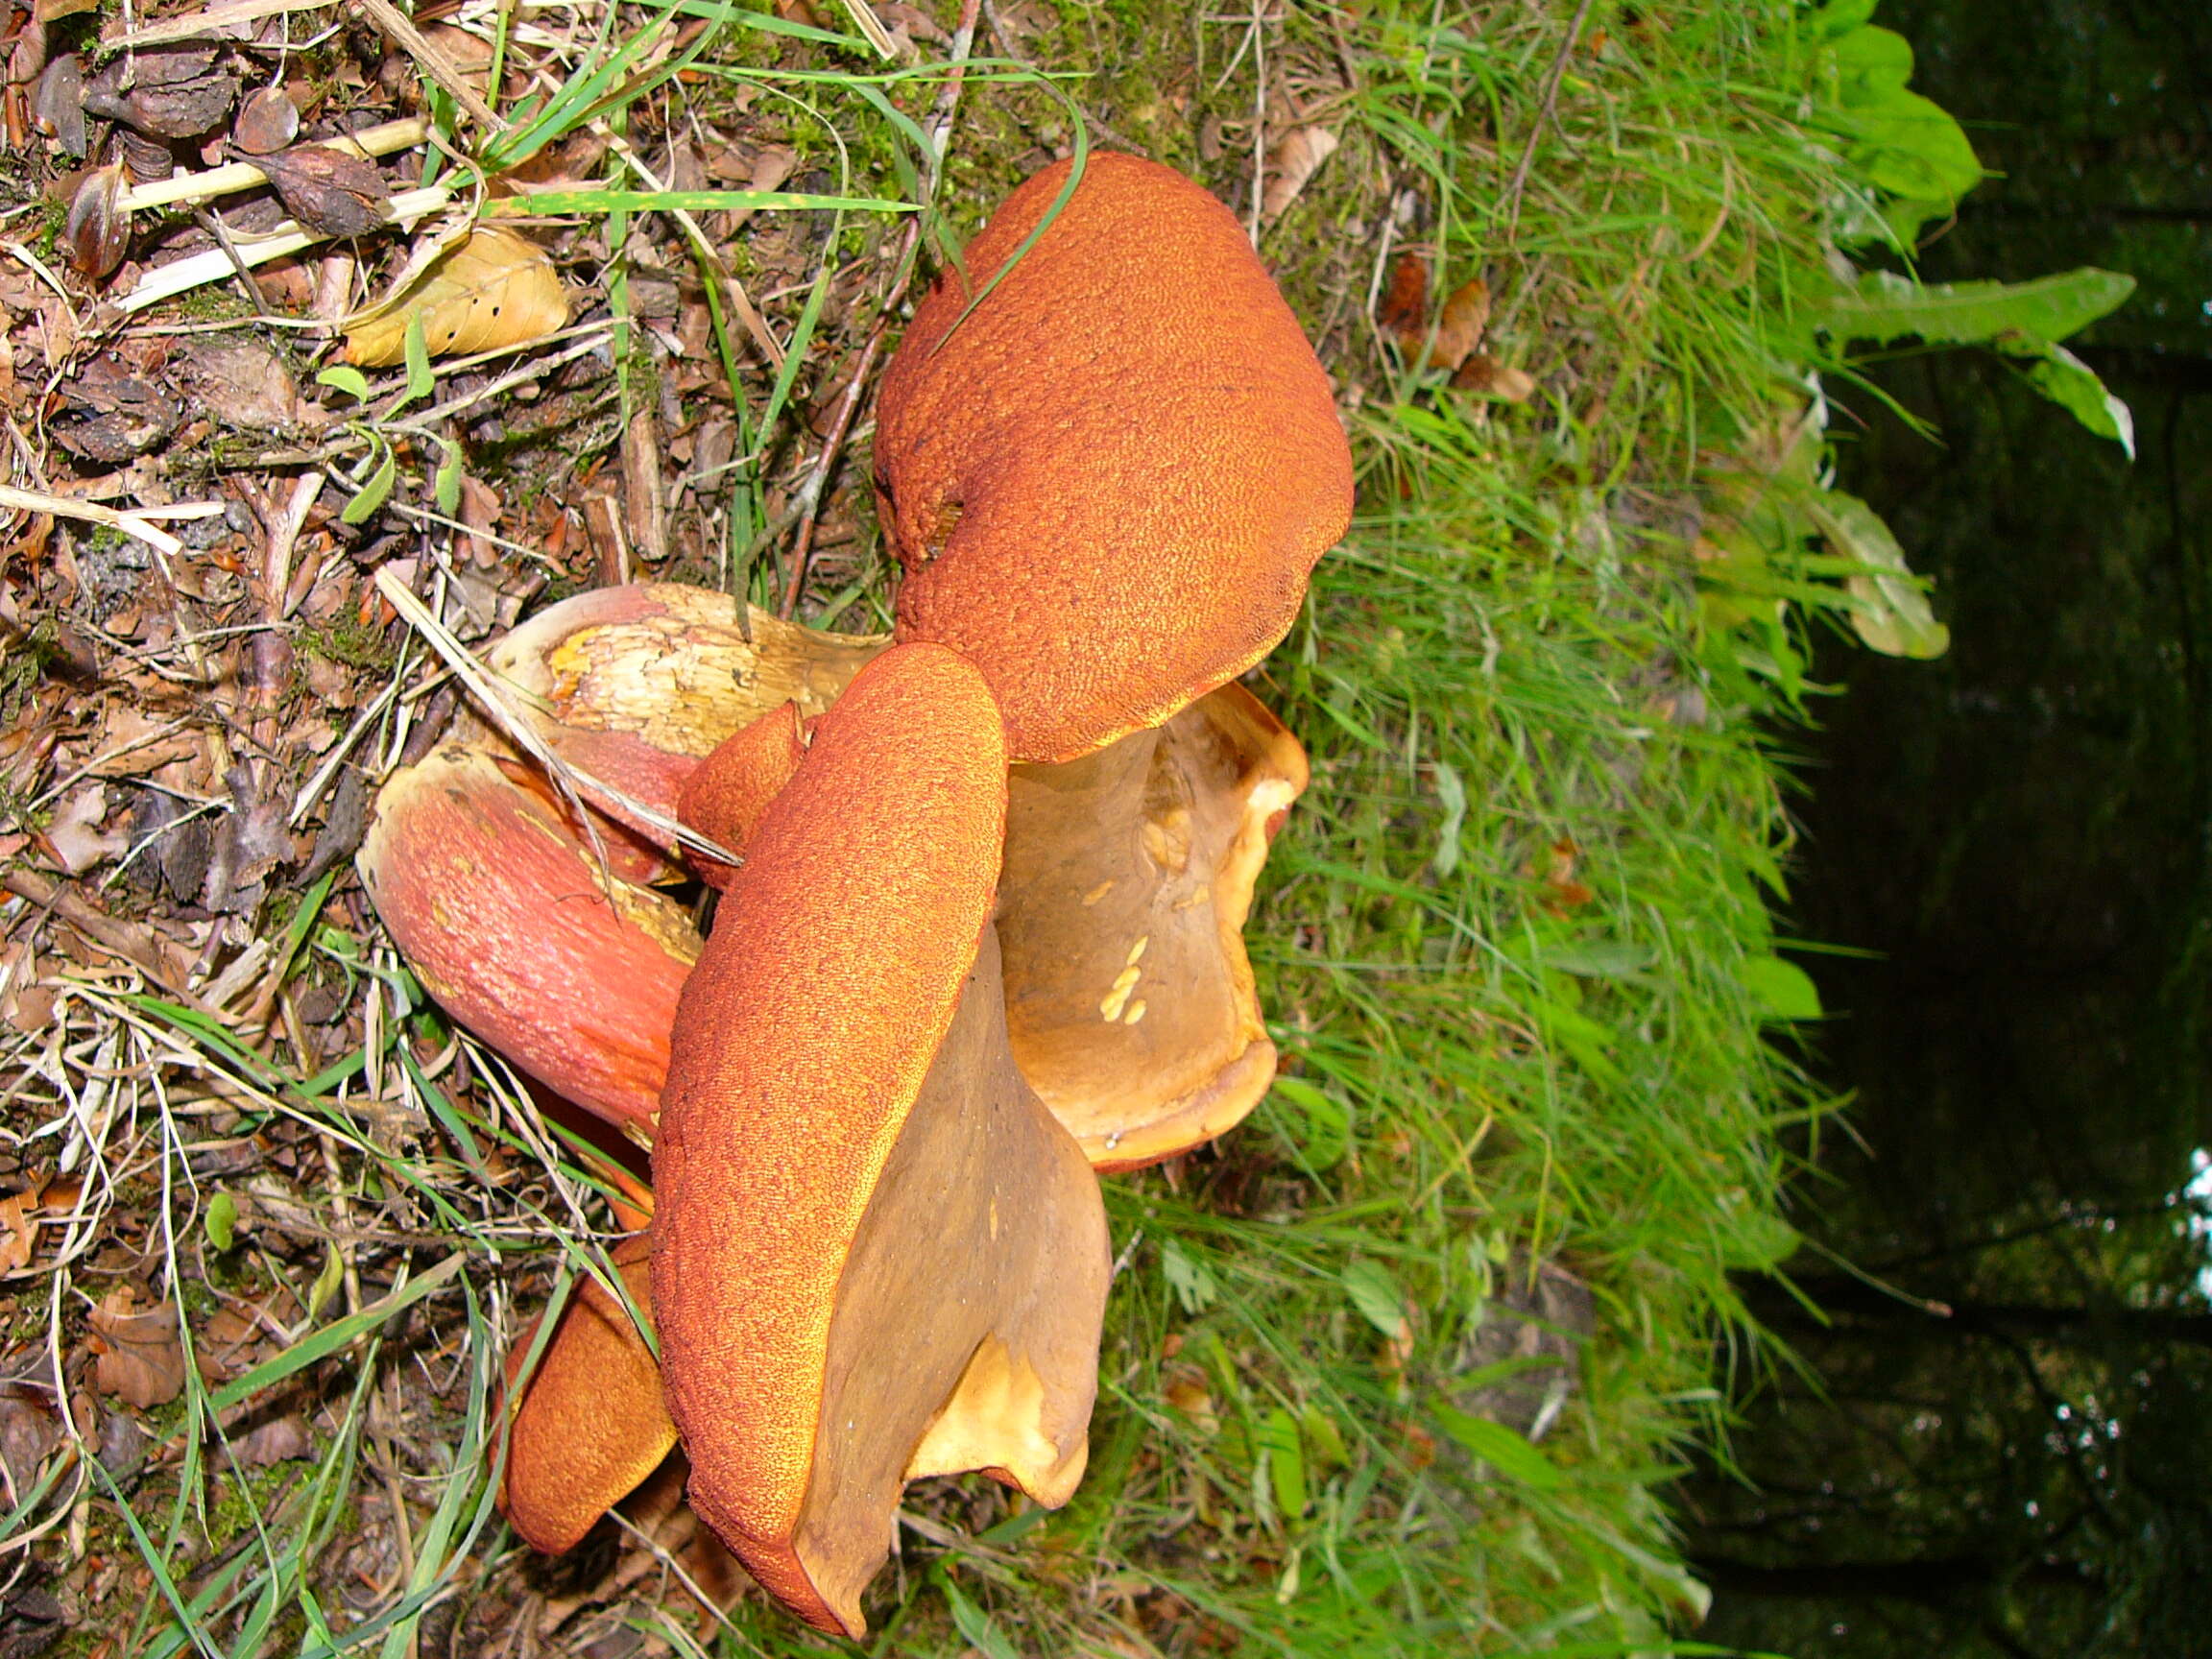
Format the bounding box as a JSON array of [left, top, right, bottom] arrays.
[[652, 643, 1110, 1637], [675, 702, 810, 892], [500, 1236, 676, 1553], [874, 153, 1355, 764]]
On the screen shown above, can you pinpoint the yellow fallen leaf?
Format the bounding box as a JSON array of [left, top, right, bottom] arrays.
[[343, 226, 568, 367], [1262, 125, 1338, 221], [1452, 352, 1536, 402]]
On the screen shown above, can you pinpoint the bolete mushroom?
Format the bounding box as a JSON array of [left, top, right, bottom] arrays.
[[358, 584, 880, 1133], [366, 580, 1310, 1164], [652, 642, 1111, 1637], [501, 1236, 676, 1553], [873, 152, 1355, 763]]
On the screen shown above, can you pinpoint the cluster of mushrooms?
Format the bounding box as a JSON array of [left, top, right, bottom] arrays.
[[358, 154, 1355, 1637]]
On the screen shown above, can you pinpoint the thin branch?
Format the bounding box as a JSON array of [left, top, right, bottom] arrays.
[[1498, 0, 1595, 236]]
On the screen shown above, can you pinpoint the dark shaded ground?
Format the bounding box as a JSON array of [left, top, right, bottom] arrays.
[[1676, 2, 2212, 1653]]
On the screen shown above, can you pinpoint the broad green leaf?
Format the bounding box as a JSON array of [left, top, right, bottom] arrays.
[[1341, 1260, 1409, 1338], [1836, 87, 1982, 203], [1818, 267, 2136, 349], [342, 441, 397, 526], [1741, 954, 1823, 1021], [1431, 1402, 1566, 1489], [305, 1241, 347, 1323], [434, 439, 464, 517], [1998, 337, 2137, 458], [1257, 1407, 1308, 1519], [1802, 489, 1950, 659], [401, 312, 433, 405], [1830, 25, 1913, 102], [1299, 1404, 1348, 1473], [1808, 0, 1877, 39], [316, 364, 370, 401]]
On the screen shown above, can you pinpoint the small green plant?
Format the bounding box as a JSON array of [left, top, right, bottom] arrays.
[[1696, 0, 2141, 678]]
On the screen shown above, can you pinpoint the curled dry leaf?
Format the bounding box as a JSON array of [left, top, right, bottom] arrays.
[[43, 783, 128, 874], [231, 84, 299, 155], [88, 1287, 187, 1409], [0, 1191, 35, 1276], [344, 226, 569, 367], [1262, 125, 1339, 221], [6, 14, 44, 87], [223, 1412, 314, 1468], [64, 161, 129, 280], [1452, 352, 1536, 401], [81, 43, 238, 139], [1378, 252, 1427, 348], [1431, 277, 1491, 373], [34, 53, 84, 156], [255, 145, 387, 238], [170, 339, 307, 432]]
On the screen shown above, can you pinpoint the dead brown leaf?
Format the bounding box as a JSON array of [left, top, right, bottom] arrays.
[[63, 161, 129, 280], [255, 145, 388, 238], [1378, 253, 1426, 349], [171, 339, 306, 431], [41, 782, 127, 874], [230, 84, 299, 155], [1453, 352, 1537, 402], [1538, 835, 1595, 913], [0, 1191, 35, 1275], [1262, 125, 1338, 221], [88, 1286, 187, 1409], [7, 13, 45, 86], [224, 1412, 313, 1467], [0, 1385, 64, 1492], [1163, 1371, 1217, 1434], [1431, 277, 1491, 373], [86, 704, 200, 777], [34, 52, 84, 156], [343, 226, 568, 367]]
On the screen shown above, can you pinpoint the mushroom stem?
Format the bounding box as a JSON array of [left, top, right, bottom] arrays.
[[357, 743, 697, 1136]]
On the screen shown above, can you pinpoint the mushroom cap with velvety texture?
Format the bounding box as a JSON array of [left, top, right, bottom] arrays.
[[500, 1236, 676, 1553], [874, 153, 1354, 764], [651, 643, 1110, 1637]]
